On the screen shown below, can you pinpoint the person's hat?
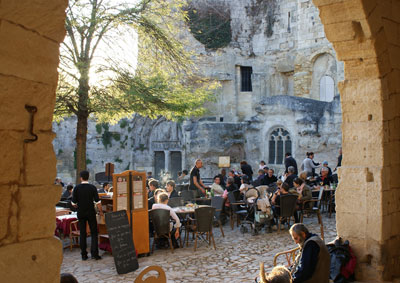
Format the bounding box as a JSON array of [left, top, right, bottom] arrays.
[[322, 161, 328, 165]]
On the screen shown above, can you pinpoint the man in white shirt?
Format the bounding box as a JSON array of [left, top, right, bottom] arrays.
[[152, 193, 180, 247], [210, 176, 225, 196]]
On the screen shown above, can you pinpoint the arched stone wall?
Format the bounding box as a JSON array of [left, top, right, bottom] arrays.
[[0, 0, 67, 281], [1, 0, 400, 282], [314, 0, 400, 281]]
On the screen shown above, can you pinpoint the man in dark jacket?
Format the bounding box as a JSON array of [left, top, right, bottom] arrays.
[[71, 170, 103, 260], [290, 223, 330, 283], [285, 152, 298, 175], [240, 160, 253, 181]]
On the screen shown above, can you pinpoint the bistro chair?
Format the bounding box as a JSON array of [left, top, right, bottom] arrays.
[[186, 206, 216, 251], [167, 197, 183, 208], [180, 190, 194, 203], [300, 186, 324, 239], [69, 220, 91, 251], [227, 192, 247, 230], [149, 209, 176, 253], [275, 194, 298, 231], [273, 246, 301, 267], [134, 265, 166, 283], [211, 196, 225, 237]]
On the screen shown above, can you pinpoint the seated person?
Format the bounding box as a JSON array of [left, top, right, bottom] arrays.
[[253, 169, 265, 187], [289, 224, 330, 283], [263, 169, 278, 186], [177, 169, 190, 184], [271, 182, 291, 218], [61, 184, 73, 200], [315, 167, 333, 187], [284, 166, 298, 189], [293, 178, 312, 210], [166, 180, 179, 198], [152, 193, 181, 248], [239, 175, 253, 194], [97, 182, 110, 194], [228, 170, 242, 188], [148, 179, 158, 199], [148, 188, 165, 209], [225, 177, 238, 192], [210, 175, 225, 196], [320, 161, 332, 177]]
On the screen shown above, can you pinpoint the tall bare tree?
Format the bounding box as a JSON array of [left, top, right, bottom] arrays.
[[55, 0, 216, 183]]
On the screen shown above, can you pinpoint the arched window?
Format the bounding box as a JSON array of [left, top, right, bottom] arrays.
[[320, 75, 335, 102], [268, 128, 292, 165]]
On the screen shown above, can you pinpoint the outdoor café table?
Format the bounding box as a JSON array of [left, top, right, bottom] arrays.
[[172, 206, 195, 215], [194, 197, 211, 205], [55, 214, 77, 238]]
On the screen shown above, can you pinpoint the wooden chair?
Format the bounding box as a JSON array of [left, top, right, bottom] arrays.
[[211, 196, 225, 237], [186, 206, 216, 251], [149, 209, 175, 253], [134, 266, 166, 283], [227, 191, 246, 230], [273, 246, 301, 267], [69, 220, 91, 251], [276, 194, 298, 230], [300, 187, 324, 239]]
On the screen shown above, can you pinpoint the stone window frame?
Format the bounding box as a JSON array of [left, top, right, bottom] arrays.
[[268, 127, 292, 165], [240, 66, 253, 92]]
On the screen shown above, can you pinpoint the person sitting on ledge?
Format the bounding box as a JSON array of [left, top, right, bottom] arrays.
[[290, 223, 330, 283]]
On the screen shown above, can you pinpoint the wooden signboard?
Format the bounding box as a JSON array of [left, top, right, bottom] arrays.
[[113, 170, 149, 255], [218, 156, 230, 168], [105, 210, 138, 274]]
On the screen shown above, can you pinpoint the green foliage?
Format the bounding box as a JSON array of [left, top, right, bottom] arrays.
[[138, 143, 147, 151], [115, 157, 123, 163], [125, 162, 131, 171], [86, 159, 92, 165], [119, 119, 128, 128], [95, 124, 103, 134], [58, 149, 63, 155], [113, 133, 121, 141], [128, 127, 133, 132], [186, 7, 231, 49]]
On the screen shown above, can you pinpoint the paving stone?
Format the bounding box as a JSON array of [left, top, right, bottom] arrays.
[[61, 215, 337, 282]]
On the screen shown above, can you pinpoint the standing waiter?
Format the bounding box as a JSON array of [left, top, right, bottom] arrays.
[[72, 170, 103, 260], [189, 159, 208, 197]]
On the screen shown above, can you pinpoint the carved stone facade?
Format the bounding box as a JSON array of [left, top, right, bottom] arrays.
[[53, 0, 343, 180]]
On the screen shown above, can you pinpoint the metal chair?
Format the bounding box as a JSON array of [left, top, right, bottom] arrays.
[[180, 190, 194, 203], [227, 191, 247, 230], [167, 197, 183, 208], [300, 186, 324, 239], [186, 206, 216, 251], [211, 196, 225, 237], [276, 194, 298, 230], [149, 209, 175, 253]]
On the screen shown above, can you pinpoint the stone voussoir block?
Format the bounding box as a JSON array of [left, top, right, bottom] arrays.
[[24, 132, 57, 186], [18, 185, 61, 241], [0, 75, 56, 131], [0, 20, 60, 85], [0, 131, 23, 184], [0, 238, 62, 282], [0, 0, 67, 43]]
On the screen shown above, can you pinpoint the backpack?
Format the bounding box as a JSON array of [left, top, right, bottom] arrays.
[[326, 237, 356, 283]]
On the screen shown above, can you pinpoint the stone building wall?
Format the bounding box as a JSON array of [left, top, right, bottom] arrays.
[[0, 0, 67, 281], [53, 0, 344, 183]]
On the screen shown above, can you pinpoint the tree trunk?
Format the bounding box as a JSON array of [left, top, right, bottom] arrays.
[[75, 67, 90, 184], [75, 111, 88, 184]]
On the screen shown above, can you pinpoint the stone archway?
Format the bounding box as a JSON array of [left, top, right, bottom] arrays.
[[0, 0, 400, 282], [314, 0, 400, 281]]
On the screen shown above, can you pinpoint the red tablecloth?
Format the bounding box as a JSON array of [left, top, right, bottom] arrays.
[[55, 215, 77, 237]]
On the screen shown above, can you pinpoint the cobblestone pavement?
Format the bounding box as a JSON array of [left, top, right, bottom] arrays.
[[60, 214, 337, 282]]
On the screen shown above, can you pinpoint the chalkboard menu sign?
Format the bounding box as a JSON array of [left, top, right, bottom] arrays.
[[105, 210, 139, 274]]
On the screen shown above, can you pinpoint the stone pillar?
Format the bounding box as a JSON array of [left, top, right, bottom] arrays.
[[165, 150, 171, 173], [0, 0, 67, 282], [314, 0, 400, 281]]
